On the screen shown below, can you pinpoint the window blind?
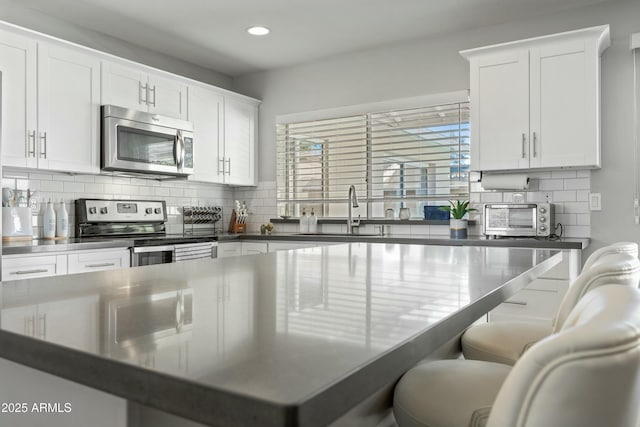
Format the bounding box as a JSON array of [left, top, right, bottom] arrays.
[[276, 102, 470, 218]]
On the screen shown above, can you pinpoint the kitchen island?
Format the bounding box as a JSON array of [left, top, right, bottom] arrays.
[[0, 243, 560, 427]]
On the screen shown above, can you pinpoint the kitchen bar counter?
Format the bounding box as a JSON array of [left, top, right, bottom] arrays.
[[220, 232, 589, 250], [0, 243, 561, 427], [2, 232, 587, 256], [2, 236, 135, 255]]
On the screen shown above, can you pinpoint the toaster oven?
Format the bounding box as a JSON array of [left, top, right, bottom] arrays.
[[483, 203, 554, 237]]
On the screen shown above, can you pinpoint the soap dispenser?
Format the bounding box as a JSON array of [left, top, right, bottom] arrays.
[[299, 208, 309, 233], [56, 201, 69, 238], [309, 209, 318, 233], [43, 199, 56, 239]]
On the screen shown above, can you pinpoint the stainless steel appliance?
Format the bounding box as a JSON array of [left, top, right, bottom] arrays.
[[102, 284, 193, 358], [76, 198, 217, 266], [483, 203, 555, 238], [101, 105, 194, 177]]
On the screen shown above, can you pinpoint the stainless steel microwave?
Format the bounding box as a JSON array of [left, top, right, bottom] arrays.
[[483, 203, 554, 237], [101, 105, 194, 177]]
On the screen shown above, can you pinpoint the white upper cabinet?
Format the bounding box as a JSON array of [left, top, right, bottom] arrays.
[[188, 84, 224, 183], [38, 43, 101, 173], [0, 29, 100, 174], [101, 61, 187, 120], [0, 29, 37, 169], [223, 97, 258, 186], [461, 25, 610, 172], [188, 86, 259, 186]]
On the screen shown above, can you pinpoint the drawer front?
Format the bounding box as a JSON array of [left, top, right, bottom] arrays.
[[68, 249, 130, 274], [3, 255, 66, 281]]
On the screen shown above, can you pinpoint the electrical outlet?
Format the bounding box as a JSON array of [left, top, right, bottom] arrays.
[[589, 193, 602, 211]]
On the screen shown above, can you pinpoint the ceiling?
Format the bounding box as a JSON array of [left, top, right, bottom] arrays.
[[4, 0, 615, 77]]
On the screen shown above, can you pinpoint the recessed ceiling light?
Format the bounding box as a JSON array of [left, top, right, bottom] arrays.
[[247, 26, 270, 36]]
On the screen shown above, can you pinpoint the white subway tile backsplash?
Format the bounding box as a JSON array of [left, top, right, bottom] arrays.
[[563, 202, 589, 214], [74, 175, 95, 183], [563, 178, 590, 190], [94, 175, 114, 184], [104, 183, 124, 194], [480, 192, 503, 203], [576, 170, 591, 178], [63, 182, 85, 193], [551, 191, 577, 202], [28, 173, 53, 181], [40, 181, 64, 192], [539, 179, 564, 191], [527, 171, 552, 179], [551, 170, 577, 179]]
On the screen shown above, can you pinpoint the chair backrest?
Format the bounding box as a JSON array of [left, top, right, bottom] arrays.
[[582, 241, 638, 271], [487, 285, 640, 427], [552, 252, 640, 333]]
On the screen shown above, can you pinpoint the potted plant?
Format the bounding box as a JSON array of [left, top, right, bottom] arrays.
[[439, 200, 476, 239]]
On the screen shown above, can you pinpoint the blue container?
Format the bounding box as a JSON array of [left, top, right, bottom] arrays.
[[424, 206, 450, 220]]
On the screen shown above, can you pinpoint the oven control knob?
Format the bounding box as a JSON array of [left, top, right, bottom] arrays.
[[539, 207, 547, 214], [100, 207, 108, 214], [145, 207, 153, 214], [154, 208, 162, 214], [539, 225, 547, 232], [539, 216, 546, 223], [88, 207, 97, 214]]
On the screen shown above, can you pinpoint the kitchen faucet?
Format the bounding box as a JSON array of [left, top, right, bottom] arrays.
[[347, 185, 361, 234]]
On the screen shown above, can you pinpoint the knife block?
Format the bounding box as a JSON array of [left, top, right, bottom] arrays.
[[228, 210, 246, 233]]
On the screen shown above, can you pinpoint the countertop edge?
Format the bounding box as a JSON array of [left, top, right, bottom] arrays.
[[221, 234, 589, 250]]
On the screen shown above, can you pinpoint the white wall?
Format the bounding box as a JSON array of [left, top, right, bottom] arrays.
[[234, 0, 640, 255], [0, 0, 233, 89]]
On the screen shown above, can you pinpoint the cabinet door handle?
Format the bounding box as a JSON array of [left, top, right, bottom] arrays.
[[139, 82, 147, 104], [11, 269, 49, 275], [521, 133, 526, 159], [27, 130, 36, 157], [219, 158, 225, 175], [149, 85, 156, 107], [504, 300, 528, 306], [226, 158, 231, 175], [39, 132, 47, 159], [85, 263, 116, 268], [532, 132, 537, 157]]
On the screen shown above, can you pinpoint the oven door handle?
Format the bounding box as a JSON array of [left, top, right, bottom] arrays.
[[132, 245, 176, 254]]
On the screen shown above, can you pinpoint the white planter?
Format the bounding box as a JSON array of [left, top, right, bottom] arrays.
[[449, 218, 468, 239]]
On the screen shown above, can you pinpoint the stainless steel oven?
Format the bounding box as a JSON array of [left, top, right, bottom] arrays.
[[76, 199, 218, 267], [102, 105, 194, 177], [131, 241, 218, 267]]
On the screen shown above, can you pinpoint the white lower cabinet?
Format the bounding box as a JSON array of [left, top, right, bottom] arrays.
[[67, 249, 130, 274], [241, 241, 269, 255], [218, 241, 243, 258], [2, 254, 67, 281], [3, 248, 130, 281]]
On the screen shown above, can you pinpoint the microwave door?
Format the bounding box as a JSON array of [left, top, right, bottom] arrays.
[[103, 117, 185, 175]]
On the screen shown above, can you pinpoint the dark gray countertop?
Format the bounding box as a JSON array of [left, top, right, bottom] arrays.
[[2, 237, 134, 255], [219, 232, 589, 250], [0, 243, 561, 427]]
